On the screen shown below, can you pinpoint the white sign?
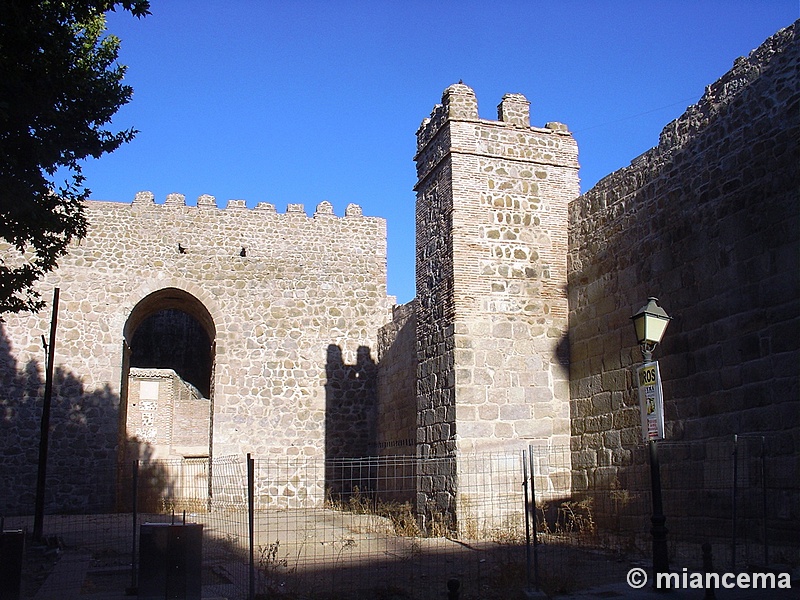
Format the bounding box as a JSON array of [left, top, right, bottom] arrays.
[[637, 361, 665, 441], [139, 380, 160, 400]]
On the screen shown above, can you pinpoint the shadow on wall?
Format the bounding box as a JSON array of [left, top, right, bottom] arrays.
[[117, 437, 176, 514], [0, 321, 168, 516], [324, 344, 378, 499]]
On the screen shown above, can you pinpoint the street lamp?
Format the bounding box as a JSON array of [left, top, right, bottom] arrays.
[[631, 297, 671, 362], [631, 297, 671, 583]]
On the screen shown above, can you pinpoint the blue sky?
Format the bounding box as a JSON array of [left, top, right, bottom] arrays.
[[84, 1, 797, 304]]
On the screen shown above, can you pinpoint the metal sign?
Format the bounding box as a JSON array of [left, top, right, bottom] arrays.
[[637, 361, 665, 441]]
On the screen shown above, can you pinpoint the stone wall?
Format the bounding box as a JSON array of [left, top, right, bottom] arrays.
[[0, 195, 393, 514], [414, 99, 459, 528], [414, 84, 579, 529], [0, 320, 120, 514], [568, 22, 799, 545], [376, 300, 418, 456], [374, 301, 418, 501]]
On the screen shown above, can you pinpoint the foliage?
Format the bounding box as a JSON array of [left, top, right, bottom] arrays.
[[0, 0, 150, 314], [537, 497, 596, 538], [256, 540, 295, 599]]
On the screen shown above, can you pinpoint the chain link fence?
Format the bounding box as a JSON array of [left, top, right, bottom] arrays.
[[3, 435, 795, 598]]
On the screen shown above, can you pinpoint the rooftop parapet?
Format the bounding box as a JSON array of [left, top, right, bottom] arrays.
[[198, 194, 217, 209], [165, 193, 186, 206], [345, 203, 363, 217], [443, 82, 479, 120], [314, 200, 335, 217], [416, 83, 478, 152], [133, 190, 155, 205], [254, 202, 277, 213]]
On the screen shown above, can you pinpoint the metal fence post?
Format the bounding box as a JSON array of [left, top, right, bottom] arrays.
[[702, 542, 715, 600], [128, 459, 139, 595], [760, 436, 768, 567], [522, 449, 532, 590], [529, 445, 540, 592], [248, 453, 255, 600]]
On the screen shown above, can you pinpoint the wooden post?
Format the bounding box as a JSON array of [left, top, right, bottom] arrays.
[[33, 288, 59, 541]]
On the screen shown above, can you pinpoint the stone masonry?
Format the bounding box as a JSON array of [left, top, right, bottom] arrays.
[[0, 196, 392, 513], [376, 301, 418, 457], [374, 301, 418, 501], [568, 22, 799, 546], [413, 84, 579, 527]]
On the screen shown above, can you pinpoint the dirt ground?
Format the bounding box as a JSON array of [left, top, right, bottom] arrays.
[[10, 511, 639, 600]]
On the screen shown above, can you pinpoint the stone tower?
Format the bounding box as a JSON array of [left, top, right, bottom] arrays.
[[414, 83, 579, 527]]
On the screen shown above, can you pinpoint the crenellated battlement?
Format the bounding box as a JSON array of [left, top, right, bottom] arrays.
[[414, 83, 578, 192], [128, 191, 366, 218], [73, 191, 386, 270], [415, 83, 572, 155]]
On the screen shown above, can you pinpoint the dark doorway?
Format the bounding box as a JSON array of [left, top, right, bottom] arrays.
[[130, 309, 212, 397], [123, 288, 216, 400]]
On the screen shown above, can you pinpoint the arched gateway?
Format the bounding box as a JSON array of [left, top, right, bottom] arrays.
[[120, 287, 216, 464]]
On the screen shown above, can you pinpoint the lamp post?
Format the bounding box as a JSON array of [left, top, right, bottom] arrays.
[[631, 297, 671, 362], [631, 297, 671, 582]]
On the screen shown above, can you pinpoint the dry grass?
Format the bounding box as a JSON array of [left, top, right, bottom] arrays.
[[326, 486, 422, 537]]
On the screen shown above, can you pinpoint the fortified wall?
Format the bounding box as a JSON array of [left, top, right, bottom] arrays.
[[568, 22, 799, 545], [0, 195, 393, 513], [0, 22, 796, 549]]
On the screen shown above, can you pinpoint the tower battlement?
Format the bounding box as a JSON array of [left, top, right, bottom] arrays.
[[415, 83, 572, 158], [414, 84, 577, 192], [78, 194, 385, 266]]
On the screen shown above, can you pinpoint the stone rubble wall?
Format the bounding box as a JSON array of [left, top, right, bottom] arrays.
[[0, 195, 392, 514], [373, 301, 418, 502], [376, 300, 418, 456], [568, 21, 799, 545]]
